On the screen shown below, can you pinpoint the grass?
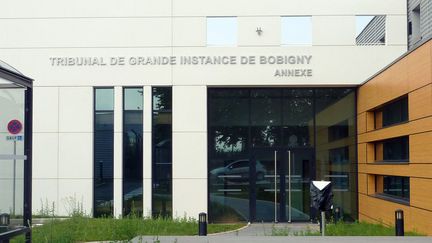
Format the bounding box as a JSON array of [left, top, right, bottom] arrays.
[[270, 221, 425, 236], [11, 216, 245, 243]]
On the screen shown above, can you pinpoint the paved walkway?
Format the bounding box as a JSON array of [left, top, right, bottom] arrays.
[[131, 236, 432, 243], [131, 223, 431, 243], [219, 222, 319, 236]]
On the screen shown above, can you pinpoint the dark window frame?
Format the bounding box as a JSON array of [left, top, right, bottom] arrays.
[[374, 96, 408, 129], [375, 175, 410, 204], [93, 87, 115, 217], [122, 86, 144, 216], [151, 86, 173, 218], [374, 136, 409, 163]]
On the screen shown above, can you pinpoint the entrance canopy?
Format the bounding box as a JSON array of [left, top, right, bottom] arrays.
[[0, 60, 33, 242]]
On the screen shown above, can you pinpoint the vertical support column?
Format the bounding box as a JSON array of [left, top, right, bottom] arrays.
[[24, 87, 32, 242], [142, 86, 153, 218], [113, 86, 123, 218], [172, 86, 207, 219]]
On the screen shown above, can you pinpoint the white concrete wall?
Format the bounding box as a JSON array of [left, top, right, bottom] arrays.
[[0, 0, 408, 218]]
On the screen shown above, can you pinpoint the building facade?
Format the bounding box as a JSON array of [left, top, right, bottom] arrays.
[[358, 38, 432, 235], [0, 0, 407, 223], [408, 0, 432, 49]]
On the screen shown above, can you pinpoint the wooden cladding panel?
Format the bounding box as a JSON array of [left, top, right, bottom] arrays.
[[366, 112, 375, 132], [358, 163, 432, 178], [358, 173, 367, 194], [358, 112, 367, 134], [359, 194, 432, 235], [358, 57, 409, 113], [407, 42, 432, 91], [357, 40, 432, 236], [358, 116, 432, 143], [366, 174, 375, 195], [358, 143, 366, 164], [358, 41, 432, 114], [409, 84, 432, 121], [410, 178, 432, 211], [410, 132, 432, 164]]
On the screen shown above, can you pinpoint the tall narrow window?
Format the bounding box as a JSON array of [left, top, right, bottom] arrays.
[[152, 87, 172, 218], [411, 5, 421, 43], [94, 88, 114, 217], [123, 87, 143, 216]]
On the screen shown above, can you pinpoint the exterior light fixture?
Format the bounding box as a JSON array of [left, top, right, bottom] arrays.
[[256, 27, 263, 36]]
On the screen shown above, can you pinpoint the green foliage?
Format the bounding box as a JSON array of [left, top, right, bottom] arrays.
[[282, 222, 422, 236], [299, 221, 425, 236], [11, 216, 244, 243]]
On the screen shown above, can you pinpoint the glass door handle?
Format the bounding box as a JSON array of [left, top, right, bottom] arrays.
[[274, 150, 278, 223], [288, 150, 292, 223]]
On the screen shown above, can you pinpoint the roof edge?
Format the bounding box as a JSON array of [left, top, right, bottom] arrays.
[[360, 36, 432, 86]]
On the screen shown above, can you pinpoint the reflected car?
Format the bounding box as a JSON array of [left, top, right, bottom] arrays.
[[210, 160, 266, 181]]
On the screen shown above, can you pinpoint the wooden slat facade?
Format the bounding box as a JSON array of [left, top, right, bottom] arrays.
[[357, 40, 432, 235]]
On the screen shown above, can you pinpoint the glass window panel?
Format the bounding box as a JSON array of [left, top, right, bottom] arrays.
[[381, 96, 408, 127], [382, 176, 410, 201], [380, 136, 409, 162], [281, 16, 312, 46], [152, 87, 172, 218], [124, 88, 143, 110], [123, 88, 143, 216], [315, 88, 357, 221], [94, 88, 114, 217], [0, 88, 25, 224], [207, 17, 237, 46], [328, 120, 349, 142], [208, 88, 357, 222], [356, 15, 386, 45], [95, 88, 114, 111]]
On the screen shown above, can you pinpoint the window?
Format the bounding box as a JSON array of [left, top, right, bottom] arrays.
[[152, 87, 172, 218], [206, 17, 237, 46], [281, 16, 312, 46], [410, 5, 421, 42], [375, 175, 410, 202], [94, 88, 114, 217], [374, 136, 409, 162], [329, 146, 349, 164], [374, 96, 408, 129], [328, 120, 349, 142], [123, 87, 143, 216], [356, 15, 386, 45], [325, 172, 349, 191]]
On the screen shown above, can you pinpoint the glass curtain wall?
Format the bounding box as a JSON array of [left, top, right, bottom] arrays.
[[152, 87, 172, 218], [314, 89, 357, 221], [208, 88, 357, 223], [123, 87, 143, 216], [94, 88, 114, 217]]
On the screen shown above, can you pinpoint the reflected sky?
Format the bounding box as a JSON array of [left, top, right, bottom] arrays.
[[356, 16, 375, 37], [207, 17, 237, 46]]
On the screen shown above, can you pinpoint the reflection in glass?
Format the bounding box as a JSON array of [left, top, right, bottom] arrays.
[[382, 176, 410, 201], [207, 17, 237, 46], [123, 87, 143, 216], [281, 16, 312, 45], [356, 15, 386, 45], [315, 89, 356, 221], [152, 87, 172, 218], [208, 88, 357, 222], [0, 89, 25, 223], [94, 88, 114, 217]]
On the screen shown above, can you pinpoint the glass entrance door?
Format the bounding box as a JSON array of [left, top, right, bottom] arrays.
[[252, 148, 313, 222]]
